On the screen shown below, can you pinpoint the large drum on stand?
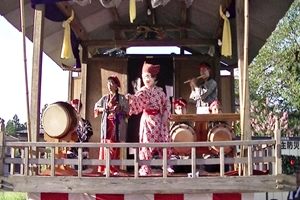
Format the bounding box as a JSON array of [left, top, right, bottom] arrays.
[[43, 101, 78, 140], [41, 101, 79, 176], [207, 123, 235, 155], [170, 123, 196, 155]]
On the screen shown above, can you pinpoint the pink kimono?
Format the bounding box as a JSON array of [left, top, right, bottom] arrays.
[[129, 85, 172, 175]]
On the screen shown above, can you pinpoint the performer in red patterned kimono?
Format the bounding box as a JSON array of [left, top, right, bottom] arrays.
[[94, 75, 129, 175], [126, 61, 174, 176]]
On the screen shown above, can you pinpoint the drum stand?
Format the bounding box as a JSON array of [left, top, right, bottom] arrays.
[[194, 121, 236, 172], [40, 131, 78, 176]]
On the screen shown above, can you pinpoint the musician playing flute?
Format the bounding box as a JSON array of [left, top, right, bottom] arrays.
[[189, 62, 218, 114], [94, 75, 129, 176]]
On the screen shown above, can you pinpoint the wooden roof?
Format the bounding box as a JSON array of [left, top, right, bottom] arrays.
[[0, 0, 294, 68]]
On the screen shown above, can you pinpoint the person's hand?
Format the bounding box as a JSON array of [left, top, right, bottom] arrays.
[[113, 104, 121, 113], [132, 78, 141, 94], [190, 78, 197, 87], [97, 107, 103, 112], [189, 81, 195, 91], [96, 107, 108, 113], [125, 94, 131, 100]]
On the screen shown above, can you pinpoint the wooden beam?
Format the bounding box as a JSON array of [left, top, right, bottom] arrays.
[[55, 2, 89, 41], [180, 46, 203, 55], [109, 7, 127, 39], [110, 24, 191, 32], [2, 175, 295, 193], [180, 1, 187, 39], [171, 113, 240, 122], [82, 38, 217, 48]]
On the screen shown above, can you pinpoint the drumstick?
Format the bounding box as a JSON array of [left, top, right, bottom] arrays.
[[183, 75, 204, 84]]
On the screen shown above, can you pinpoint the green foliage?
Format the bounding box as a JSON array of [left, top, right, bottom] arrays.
[[249, 0, 300, 112], [282, 154, 300, 175], [5, 115, 26, 136], [0, 192, 26, 200], [244, 1, 300, 136]]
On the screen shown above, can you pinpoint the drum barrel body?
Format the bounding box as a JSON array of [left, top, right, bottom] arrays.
[[207, 123, 234, 155], [42, 101, 78, 139], [170, 123, 196, 155]]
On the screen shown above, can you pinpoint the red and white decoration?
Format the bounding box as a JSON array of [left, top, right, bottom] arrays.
[[27, 193, 254, 200]]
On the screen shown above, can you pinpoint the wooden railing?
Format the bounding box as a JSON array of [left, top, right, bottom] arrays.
[[3, 140, 278, 178], [0, 119, 295, 194], [0, 113, 282, 178]]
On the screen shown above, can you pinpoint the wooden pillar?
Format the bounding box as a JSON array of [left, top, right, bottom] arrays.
[[0, 121, 5, 176], [236, 0, 244, 135], [214, 45, 221, 102], [67, 71, 72, 102], [80, 63, 87, 119], [242, 0, 251, 143], [30, 4, 45, 142], [30, 4, 45, 174], [274, 118, 282, 175], [229, 67, 235, 113], [236, 0, 251, 176]]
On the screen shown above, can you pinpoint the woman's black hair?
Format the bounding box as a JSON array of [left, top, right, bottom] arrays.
[[199, 62, 211, 68]]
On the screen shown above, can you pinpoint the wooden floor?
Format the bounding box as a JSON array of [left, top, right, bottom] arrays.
[[38, 167, 269, 178]]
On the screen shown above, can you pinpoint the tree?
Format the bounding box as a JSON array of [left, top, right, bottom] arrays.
[[250, 100, 290, 137], [244, 1, 300, 136], [249, 1, 300, 112], [5, 115, 26, 136]]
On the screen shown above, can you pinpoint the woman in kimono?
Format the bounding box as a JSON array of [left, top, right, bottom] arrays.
[[94, 75, 129, 175], [126, 61, 174, 176]]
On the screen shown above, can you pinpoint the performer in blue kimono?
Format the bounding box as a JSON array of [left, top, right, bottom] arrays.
[[94, 75, 129, 175]]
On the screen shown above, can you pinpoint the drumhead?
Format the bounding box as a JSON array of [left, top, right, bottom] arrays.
[[207, 123, 234, 154], [42, 102, 77, 138], [170, 124, 196, 155], [171, 127, 195, 142]]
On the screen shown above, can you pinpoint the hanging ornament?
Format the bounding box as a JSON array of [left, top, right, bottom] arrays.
[[61, 10, 74, 60], [290, 159, 296, 166], [219, 5, 232, 57]]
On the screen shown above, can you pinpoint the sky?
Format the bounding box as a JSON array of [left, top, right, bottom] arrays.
[[0, 16, 69, 124]]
